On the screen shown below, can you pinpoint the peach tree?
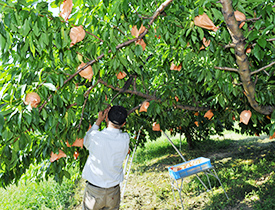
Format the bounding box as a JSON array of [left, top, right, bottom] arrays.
[[0, 0, 275, 186]]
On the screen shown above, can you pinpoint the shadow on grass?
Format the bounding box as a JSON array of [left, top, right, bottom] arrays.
[[133, 134, 275, 210]]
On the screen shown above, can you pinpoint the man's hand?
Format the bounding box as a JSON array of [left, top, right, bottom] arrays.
[[95, 108, 109, 126]]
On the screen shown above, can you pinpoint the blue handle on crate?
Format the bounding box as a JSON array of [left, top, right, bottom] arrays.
[[168, 157, 212, 179]]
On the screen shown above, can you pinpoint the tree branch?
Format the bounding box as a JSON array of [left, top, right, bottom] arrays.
[[138, 13, 153, 20], [131, 3, 153, 20], [66, 103, 77, 109], [84, 80, 99, 98], [98, 79, 211, 113], [127, 105, 141, 115], [56, 0, 174, 93], [98, 79, 157, 101], [214, 66, 239, 73], [175, 104, 210, 111], [111, 25, 126, 35], [241, 15, 262, 23], [254, 75, 258, 85], [221, 0, 275, 115], [78, 97, 88, 130], [38, 0, 174, 111], [84, 30, 104, 42], [140, 74, 149, 94], [0, 2, 14, 9], [38, 87, 60, 112], [133, 76, 137, 91], [71, 24, 104, 43], [251, 61, 275, 75], [99, 19, 126, 35], [37, 31, 139, 111], [224, 43, 236, 49], [76, 51, 91, 61], [35, 80, 46, 90]]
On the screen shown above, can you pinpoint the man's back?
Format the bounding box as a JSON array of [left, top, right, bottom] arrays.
[[82, 124, 130, 188], [82, 105, 129, 210]]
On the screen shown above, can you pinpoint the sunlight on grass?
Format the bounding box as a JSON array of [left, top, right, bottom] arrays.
[[134, 134, 186, 164], [122, 132, 275, 210], [0, 165, 81, 210], [2, 131, 275, 210]]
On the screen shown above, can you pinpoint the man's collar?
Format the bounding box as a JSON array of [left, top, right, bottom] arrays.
[[106, 127, 120, 132]]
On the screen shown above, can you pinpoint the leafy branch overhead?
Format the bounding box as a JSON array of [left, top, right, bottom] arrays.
[[0, 0, 275, 186]]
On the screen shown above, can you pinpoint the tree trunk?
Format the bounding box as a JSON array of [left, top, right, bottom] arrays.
[[221, 0, 274, 115], [185, 131, 194, 149]]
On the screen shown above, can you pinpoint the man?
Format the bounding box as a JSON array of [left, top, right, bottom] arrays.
[[82, 105, 130, 210]]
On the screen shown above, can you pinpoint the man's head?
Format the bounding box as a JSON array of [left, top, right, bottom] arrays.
[[107, 105, 127, 128]]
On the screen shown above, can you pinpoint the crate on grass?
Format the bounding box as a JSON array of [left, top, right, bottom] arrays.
[[168, 157, 212, 180]]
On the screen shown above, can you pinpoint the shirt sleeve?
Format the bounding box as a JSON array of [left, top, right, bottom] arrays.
[[83, 123, 99, 149]]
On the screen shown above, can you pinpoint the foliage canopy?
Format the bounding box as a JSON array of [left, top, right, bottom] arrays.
[[0, 0, 275, 186]]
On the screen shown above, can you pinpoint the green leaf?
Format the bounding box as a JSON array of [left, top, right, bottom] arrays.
[[4, 13, 11, 28], [18, 111, 22, 128], [0, 33, 6, 51], [134, 45, 143, 57], [270, 124, 275, 136], [248, 30, 258, 42], [198, 7, 204, 15], [19, 134, 27, 150], [0, 113, 4, 132], [103, 0, 109, 7], [42, 32, 49, 46], [63, 170, 71, 179], [33, 21, 40, 37], [76, 94, 84, 106], [54, 32, 62, 49], [253, 45, 263, 61], [271, 110, 275, 121], [41, 108, 47, 121], [21, 41, 29, 57], [91, 63, 98, 76], [61, 27, 69, 47], [110, 43, 117, 53], [261, 24, 274, 36], [43, 83, 57, 91], [254, 20, 262, 31], [211, 8, 223, 21], [258, 38, 267, 48], [89, 43, 97, 57], [119, 56, 127, 67], [191, 34, 197, 43], [218, 94, 225, 108], [0, 83, 8, 100], [14, 138, 20, 152], [197, 27, 204, 40], [38, 34, 45, 50], [36, 2, 48, 12], [29, 38, 36, 57], [2, 128, 13, 141], [22, 19, 31, 36]]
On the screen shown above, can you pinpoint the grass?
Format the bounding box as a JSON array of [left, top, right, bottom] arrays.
[[119, 132, 275, 210], [0, 163, 81, 210], [2, 131, 275, 210]]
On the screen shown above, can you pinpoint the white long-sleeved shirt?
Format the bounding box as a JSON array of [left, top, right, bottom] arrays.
[[82, 124, 130, 188]]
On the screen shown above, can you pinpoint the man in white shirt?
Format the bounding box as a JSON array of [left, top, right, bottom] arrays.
[[82, 105, 130, 210]]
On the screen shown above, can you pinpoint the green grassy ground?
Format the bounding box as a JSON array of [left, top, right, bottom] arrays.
[[0, 164, 81, 210], [119, 132, 275, 210], [1, 131, 275, 210]]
